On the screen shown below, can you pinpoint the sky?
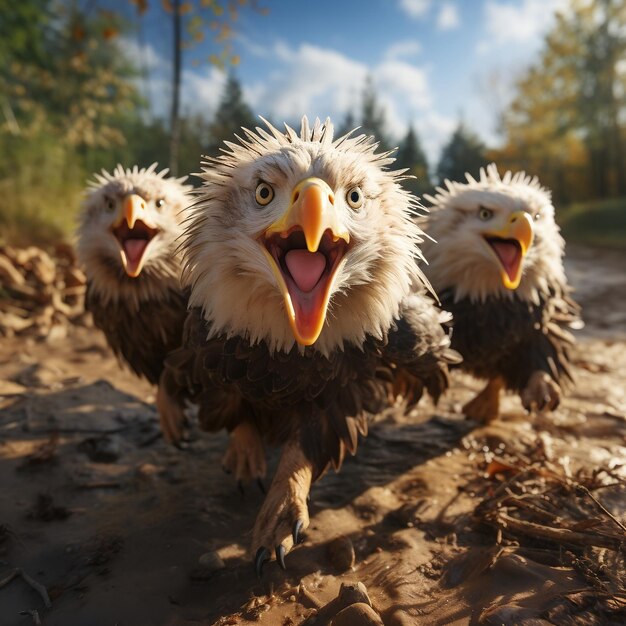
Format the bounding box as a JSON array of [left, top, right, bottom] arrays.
[[112, 0, 571, 164]]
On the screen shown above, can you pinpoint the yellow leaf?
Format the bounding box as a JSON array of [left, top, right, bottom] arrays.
[[102, 27, 119, 40], [131, 0, 149, 15]]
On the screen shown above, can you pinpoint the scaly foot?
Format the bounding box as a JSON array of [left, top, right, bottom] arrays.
[[222, 420, 266, 488], [463, 377, 503, 423], [252, 440, 312, 577], [521, 371, 561, 413], [156, 383, 187, 446]]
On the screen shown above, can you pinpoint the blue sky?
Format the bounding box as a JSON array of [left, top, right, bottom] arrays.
[[113, 0, 570, 164]]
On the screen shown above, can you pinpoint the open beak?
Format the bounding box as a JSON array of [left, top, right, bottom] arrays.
[[260, 177, 350, 346], [482, 210, 534, 289], [111, 194, 159, 278]]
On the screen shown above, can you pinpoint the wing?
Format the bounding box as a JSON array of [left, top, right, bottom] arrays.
[[87, 285, 189, 384], [383, 292, 461, 405], [439, 280, 580, 392]]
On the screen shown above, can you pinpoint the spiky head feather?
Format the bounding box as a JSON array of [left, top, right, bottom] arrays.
[[77, 163, 192, 309], [181, 116, 429, 355], [422, 163, 567, 304]]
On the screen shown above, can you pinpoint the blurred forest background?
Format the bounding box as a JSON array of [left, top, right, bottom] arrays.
[[0, 0, 625, 246]]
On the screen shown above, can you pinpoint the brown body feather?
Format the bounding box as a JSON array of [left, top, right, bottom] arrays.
[[440, 285, 579, 391], [87, 284, 190, 385], [162, 297, 456, 479]]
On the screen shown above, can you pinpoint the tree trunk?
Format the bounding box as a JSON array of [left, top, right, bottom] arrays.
[[169, 0, 181, 175]]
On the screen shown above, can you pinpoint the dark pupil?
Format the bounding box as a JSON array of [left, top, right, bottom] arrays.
[[260, 186, 270, 199], [350, 191, 359, 203]]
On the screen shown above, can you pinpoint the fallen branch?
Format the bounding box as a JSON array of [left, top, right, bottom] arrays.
[[0, 568, 51, 608], [494, 512, 625, 552]]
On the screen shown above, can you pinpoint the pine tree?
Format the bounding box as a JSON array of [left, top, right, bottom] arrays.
[[359, 76, 392, 151], [395, 125, 430, 197], [206, 73, 257, 155], [335, 110, 357, 137], [436, 122, 488, 184]]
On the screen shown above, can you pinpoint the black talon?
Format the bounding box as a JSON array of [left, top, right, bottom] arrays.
[[256, 478, 266, 494], [292, 519, 303, 545], [275, 544, 287, 571], [222, 465, 231, 475], [237, 480, 245, 495], [255, 546, 271, 578]]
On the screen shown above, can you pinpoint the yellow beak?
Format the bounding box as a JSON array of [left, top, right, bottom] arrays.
[[113, 194, 148, 230], [483, 210, 534, 289], [265, 178, 350, 252], [261, 177, 350, 346], [112, 194, 158, 278]]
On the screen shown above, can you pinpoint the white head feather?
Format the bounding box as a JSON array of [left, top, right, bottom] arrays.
[[182, 116, 428, 356], [421, 163, 566, 304], [77, 163, 193, 309]]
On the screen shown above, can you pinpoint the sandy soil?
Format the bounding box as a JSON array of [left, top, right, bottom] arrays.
[[0, 245, 625, 626]]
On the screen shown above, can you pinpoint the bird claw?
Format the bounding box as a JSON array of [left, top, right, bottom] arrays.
[[237, 480, 244, 496], [256, 478, 266, 494], [255, 546, 271, 578], [292, 519, 303, 546], [275, 544, 287, 571], [521, 371, 561, 414]]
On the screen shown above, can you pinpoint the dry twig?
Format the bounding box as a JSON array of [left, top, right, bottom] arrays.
[[0, 568, 51, 608]]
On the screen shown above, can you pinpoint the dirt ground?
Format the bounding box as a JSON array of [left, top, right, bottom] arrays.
[[0, 245, 625, 626]]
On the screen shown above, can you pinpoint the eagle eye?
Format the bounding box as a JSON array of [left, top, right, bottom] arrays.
[[155, 198, 165, 209], [478, 206, 493, 221], [534, 211, 541, 220], [105, 198, 115, 212], [346, 186, 363, 210], [255, 182, 274, 206]]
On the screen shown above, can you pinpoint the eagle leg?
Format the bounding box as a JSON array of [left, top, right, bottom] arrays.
[[251, 438, 312, 576], [462, 377, 503, 423], [221, 420, 267, 485], [521, 371, 561, 413], [156, 384, 188, 446]]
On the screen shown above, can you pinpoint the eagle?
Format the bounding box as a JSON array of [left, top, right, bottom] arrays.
[[77, 163, 193, 442], [160, 117, 458, 575], [421, 164, 581, 423]]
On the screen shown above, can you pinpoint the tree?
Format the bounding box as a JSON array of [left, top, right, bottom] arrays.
[[206, 73, 257, 155], [335, 110, 357, 138], [395, 125, 430, 197], [359, 76, 392, 151], [494, 0, 626, 201], [1, 1, 140, 148], [153, 0, 270, 174], [436, 122, 489, 184]]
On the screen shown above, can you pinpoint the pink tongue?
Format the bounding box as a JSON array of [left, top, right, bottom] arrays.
[[123, 239, 148, 266], [285, 249, 326, 293], [491, 241, 520, 277]]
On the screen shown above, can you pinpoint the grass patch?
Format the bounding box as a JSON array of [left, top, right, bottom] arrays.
[[559, 196, 626, 248], [0, 133, 85, 247]]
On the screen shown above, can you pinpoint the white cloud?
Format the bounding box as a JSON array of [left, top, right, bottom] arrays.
[[182, 66, 228, 118], [245, 42, 368, 121], [117, 36, 227, 121], [242, 41, 454, 164], [482, 0, 569, 51], [120, 37, 163, 72], [119, 34, 456, 169], [437, 3, 460, 31], [384, 40, 422, 61], [398, 0, 431, 19]]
